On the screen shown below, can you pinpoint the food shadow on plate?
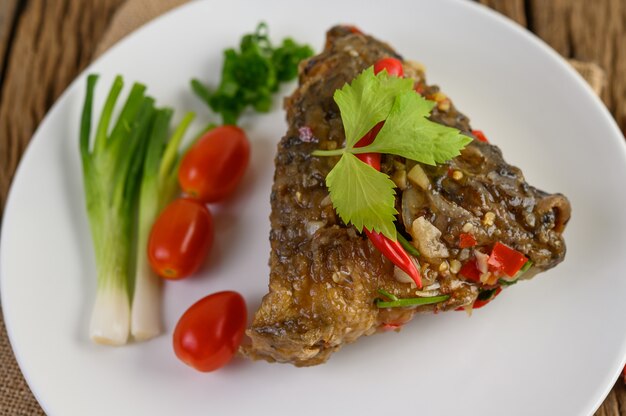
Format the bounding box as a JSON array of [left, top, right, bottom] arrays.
[[196, 134, 275, 274]]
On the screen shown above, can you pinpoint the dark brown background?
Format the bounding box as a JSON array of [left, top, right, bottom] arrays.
[[0, 0, 624, 414]]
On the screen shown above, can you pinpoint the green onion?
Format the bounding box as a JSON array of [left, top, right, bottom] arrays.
[[377, 289, 399, 301], [498, 260, 533, 287], [397, 232, 420, 257], [80, 75, 155, 345], [376, 294, 450, 308], [520, 260, 533, 273], [498, 278, 517, 286], [130, 110, 195, 340]]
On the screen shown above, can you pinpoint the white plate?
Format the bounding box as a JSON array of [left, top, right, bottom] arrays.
[[2, 0, 626, 415]]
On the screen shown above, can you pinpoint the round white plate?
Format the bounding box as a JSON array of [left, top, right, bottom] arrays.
[[2, 0, 625, 415]]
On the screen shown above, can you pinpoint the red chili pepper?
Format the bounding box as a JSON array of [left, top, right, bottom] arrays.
[[365, 229, 421, 288], [459, 233, 477, 248], [355, 121, 383, 170], [472, 130, 489, 143], [380, 322, 403, 331], [344, 25, 363, 35], [487, 242, 528, 277], [350, 58, 422, 289], [472, 287, 502, 309], [456, 287, 503, 311], [374, 57, 404, 77], [459, 258, 481, 282]]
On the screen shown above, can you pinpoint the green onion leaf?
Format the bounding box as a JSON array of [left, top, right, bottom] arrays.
[[377, 289, 399, 301], [376, 295, 450, 308], [397, 233, 420, 257]]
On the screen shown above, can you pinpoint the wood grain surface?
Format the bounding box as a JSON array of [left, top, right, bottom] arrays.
[[0, 0, 624, 415]]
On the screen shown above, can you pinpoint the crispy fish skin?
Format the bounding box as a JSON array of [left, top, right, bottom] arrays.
[[241, 26, 570, 366]]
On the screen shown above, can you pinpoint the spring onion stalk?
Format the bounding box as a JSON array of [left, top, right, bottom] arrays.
[[396, 233, 420, 257], [80, 74, 155, 345], [130, 111, 195, 340], [376, 294, 450, 308]]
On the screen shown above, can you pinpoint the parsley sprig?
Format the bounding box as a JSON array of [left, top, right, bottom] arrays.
[[191, 23, 313, 125], [313, 67, 472, 240]]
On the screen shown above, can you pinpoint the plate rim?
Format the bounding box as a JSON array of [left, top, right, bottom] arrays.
[[1, 0, 625, 415]]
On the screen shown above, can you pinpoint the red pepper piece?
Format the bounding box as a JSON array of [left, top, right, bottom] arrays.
[[459, 233, 477, 248], [414, 82, 425, 95], [344, 25, 363, 35], [380, 322, 403, 331], [455, 287, 503, 311], [355, 121, 383, 170], [365, 229, 422, 288], [373, 57, 404, 77], [459, 258, 481, 282], [472, 287, 502, 309], [472, 130, 489, 143], [487, 242, 528, 277]]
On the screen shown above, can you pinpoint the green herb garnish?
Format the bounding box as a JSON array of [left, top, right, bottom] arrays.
[[520, 260, 533, 273], [397, 232, 420, 257], [377, 288, 399, 301], [376, 294, 450, 308], [498, 260, 533, 286], [80, 75, 196, 344], [191, 23, 313, 125], [313, 67, 472, 240]]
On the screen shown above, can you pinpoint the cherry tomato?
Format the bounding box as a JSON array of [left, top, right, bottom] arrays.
[[374, 57, 404, 77], [178, 125, 250, 203], [173, 291, 247, 372], [148, 198, 213, 280]]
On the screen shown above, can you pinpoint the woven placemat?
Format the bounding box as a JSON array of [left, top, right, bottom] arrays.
[[0, 1, 606, 414]]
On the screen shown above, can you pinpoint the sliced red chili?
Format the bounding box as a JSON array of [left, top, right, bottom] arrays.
[[455, 287, 503, 311], [355, 121, 383, 170], [472, 287, 503, 309], [488, 242, 528, 277], [373, 57, 404, 77], [365, 229, 422, 289], [459, 258, 481, 282], [345, 25, 363, 35], [459, 233, 477, 248], [380, 322, 403, 331], [472, 130, 489, 143]]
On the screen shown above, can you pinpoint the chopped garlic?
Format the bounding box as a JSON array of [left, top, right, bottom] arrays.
[[449, 259, 462, 274], [392, 169, 407, 190], [394, 266, 416, 286], [483, 211, 496, 226], [407, 164, 429, 190], [411, 217, 449, 258], [475, 250, 490, 274]]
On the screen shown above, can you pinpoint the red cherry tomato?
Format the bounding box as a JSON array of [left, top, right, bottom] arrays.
[[178, 125, 250, 203], [374, 57, 404, 77], [148, 198, 213, 280], [173, 291, 247, 372]]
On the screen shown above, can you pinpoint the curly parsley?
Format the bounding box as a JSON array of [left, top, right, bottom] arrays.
[[191, 23, 313, 125]]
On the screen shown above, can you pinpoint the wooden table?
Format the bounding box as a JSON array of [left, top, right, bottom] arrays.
[[0, 0, 624, 414]]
